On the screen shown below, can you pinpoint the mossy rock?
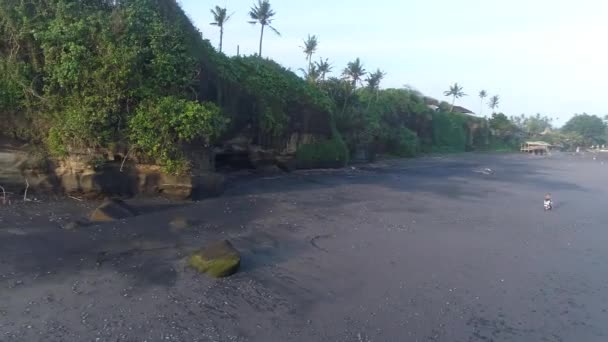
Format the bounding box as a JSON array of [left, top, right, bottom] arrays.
[[188, 240, 240, 278], [90, 198, 136, 222]]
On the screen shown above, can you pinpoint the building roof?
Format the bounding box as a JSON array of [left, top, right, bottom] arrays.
[[525, 141, 551, 146], [452, 106, 475, 114]]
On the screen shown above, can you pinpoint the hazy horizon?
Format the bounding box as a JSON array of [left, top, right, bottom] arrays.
[[180, 0, 607, 126]]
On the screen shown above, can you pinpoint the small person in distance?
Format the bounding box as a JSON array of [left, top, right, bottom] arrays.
[[544, 194, 553, 211]]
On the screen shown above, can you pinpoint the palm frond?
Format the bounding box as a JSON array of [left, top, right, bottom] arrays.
[[268, 25, 280, 36]]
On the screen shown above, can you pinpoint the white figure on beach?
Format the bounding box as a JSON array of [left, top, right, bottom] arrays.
[[544, 194, 553, 211]]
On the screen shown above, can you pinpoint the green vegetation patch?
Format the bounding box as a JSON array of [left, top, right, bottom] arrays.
[[296, 134, 349, 169]]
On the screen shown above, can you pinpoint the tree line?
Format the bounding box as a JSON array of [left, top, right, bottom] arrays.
[[209, 0, 606, 151], [1, 0, 605, 176]]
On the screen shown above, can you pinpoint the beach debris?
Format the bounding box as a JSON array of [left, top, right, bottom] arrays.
[[473, 168, 494, 175], [23, 178, 29, 201], [188, 240, 241, 278], [310, 234, 332, 252], [90, 198, 136, 222]]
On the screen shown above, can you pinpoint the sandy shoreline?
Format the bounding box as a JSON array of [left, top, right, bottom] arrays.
[[1, 152, 607, 341]]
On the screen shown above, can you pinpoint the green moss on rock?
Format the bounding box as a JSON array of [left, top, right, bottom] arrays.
[[188, 240, 240, 278]]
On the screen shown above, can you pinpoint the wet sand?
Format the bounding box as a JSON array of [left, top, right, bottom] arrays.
[[1, 152, 608, 341]]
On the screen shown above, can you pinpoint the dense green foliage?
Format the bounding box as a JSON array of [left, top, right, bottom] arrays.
[[1, 0, 211, 165], [431, 112, 468, 152], [129, 97, 227, 173], [211, 56, 332, 137], [511, 113, 553, 137], [2, 0, 602, 179], [561, 114, 606, 145], [296, 133, 349, 169], [0, 0, 333, 172]]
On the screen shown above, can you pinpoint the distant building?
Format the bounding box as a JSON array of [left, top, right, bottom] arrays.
[[520, 141, 553, 154], [451, 106, 475, 115], [427, 104, 440, 112]]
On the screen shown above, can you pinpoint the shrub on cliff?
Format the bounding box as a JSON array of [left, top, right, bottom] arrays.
[[129, 96, 228, 174], [384, 127, 419, 157], [431, 111, 468, 152], [296, 133, 349, 169]]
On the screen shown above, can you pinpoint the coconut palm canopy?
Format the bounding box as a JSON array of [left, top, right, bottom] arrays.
[[342, 58, 366, 88], [248, 0, 280, 57], [210, 6, 233, 52]]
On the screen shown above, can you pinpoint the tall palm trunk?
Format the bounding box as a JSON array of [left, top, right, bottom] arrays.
[[219, 26, 224, 53], [450, 96, 455, 112], [479, 99, 483, 117], [307, 55, 312, 74], [258, 24, 265, 56]]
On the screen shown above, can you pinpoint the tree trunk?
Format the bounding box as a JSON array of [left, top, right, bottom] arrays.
[[479, 99, 483, 117], [258, 24, 265, 57], [342, 96, 349, 116], [450, 96, 455, 113], [308, 55, 312, 74], [219, 26, 223, 53]]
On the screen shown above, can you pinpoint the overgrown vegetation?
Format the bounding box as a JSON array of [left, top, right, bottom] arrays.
[[0, 0, 332, 172], [296, 133, 349, 169], [1, 0, 604, 177]]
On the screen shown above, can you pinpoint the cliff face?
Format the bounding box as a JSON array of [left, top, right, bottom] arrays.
[[0, 0, 336, 195], [0, 138, 224, 200]]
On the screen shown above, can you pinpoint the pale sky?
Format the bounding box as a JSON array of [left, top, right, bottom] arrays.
[[180, 0, 608, 125]]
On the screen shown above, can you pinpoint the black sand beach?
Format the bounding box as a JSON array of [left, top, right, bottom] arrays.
[[1, 152, 608, 341]]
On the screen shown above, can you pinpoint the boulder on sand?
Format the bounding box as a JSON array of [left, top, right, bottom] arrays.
[[90, 198, 136, 222], [188, 240, 240, 278]]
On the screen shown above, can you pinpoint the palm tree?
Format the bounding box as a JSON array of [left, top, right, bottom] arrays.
[[315, 58, 332, 81], [301, 34, 318, 73], [299, 64, 320, 84], [365, 69, 386, 109], [443, 83, 466, 112], [339, 58, 366, 115], [366, 69, 385, 91], [342, 58, 366, 88], [248, 0, 280, 57], [478, 90, 487, 116], [489, 95, 500, 112], [210, 6, 233, 53]]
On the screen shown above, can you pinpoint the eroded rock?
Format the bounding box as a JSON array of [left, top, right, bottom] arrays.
[[90, 198, 136, 222]]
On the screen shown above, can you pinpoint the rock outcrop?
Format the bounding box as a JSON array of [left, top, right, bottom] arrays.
[[90, 198, 136, 222]]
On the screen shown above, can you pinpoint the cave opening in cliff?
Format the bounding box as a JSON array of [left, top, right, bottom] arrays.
[[214, 152, 255, 172]]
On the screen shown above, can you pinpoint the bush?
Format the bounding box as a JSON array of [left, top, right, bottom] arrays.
[[296, 134, 349, 169], [206, 55, 333, 139], [486, 138, 519, 152], [431, 112, 467, 152], [47, 127, 68, 157], [129, 96, 228, 174], [385, 128, 419, 157]]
